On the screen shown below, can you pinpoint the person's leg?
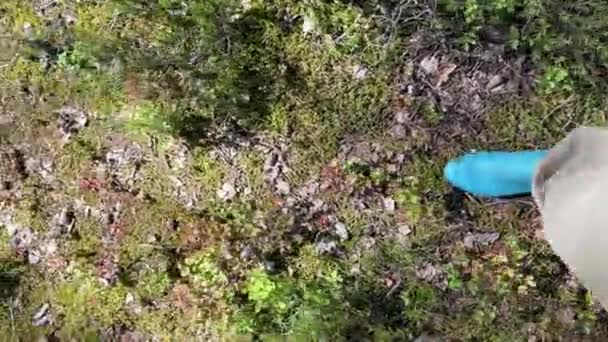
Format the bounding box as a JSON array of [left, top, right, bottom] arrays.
[[533, 127, 608, 309]]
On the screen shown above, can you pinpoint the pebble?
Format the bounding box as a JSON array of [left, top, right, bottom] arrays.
[[383, 197, 396, 212], [334, 222, 349, 241], [275, 179, 291, 195]]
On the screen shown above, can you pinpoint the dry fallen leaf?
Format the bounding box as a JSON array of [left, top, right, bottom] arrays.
[[434, 63, 458, 87], [463, 232, 501, 250], [486, 73, 504, 91]]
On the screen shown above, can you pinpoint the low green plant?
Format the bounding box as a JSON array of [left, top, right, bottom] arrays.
[[245, 269, 293, 315], [539, 66, 572, 94], [445, 264, 464, 290], [57, 43, 98, 71], [180, 250, 230, 297], [439, 0, 608, 88], [137, 269, 171, 299], [52, 268, 129, 338], [123, 101, 174, 136], [236, 246, 351, 338], [394, 184, 422, 223], [401, 283, 438, 331]]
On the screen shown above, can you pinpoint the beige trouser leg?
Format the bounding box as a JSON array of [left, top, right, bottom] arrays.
[[533, 127, 608, 309]]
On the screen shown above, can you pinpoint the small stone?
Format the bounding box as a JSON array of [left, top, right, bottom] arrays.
[[468, 94, 483, 113], [394, 111, 409, 124], [302, 14, 317, 34], [398, 224, 411, 238], [389, 124, 407, 139], [125, 293, 135, 305], [39, 239, 58, 256], [486, 74, 504, 91], [23, 22, 34, 38], [334, 222, 348, 241], [360, 237, 376, 250], [241, 0, 252, 10], [284, 196, 297, 207], [385, 164, 399, 175], [353, 65, 369, 80], [0, 213, 18, 237], [147, 234, 158, 243], [275, 179, 291, 195], [125, 293, 143, 316], [263, 260, 276, 273], [420, 55, 439, 76], [298, 180, 319, 197], [50, 207, 75, 236], [416, 263, 439, 282], [28, 250, 42, 265], [217, 182, 237, 201], [166, 143, 189, 170], [32, 303, 51, 327], [292, 234, 304, 244], [10, 227, 35, 251], [240, 245, 255, 260], [57, 106, 88, 140], [383, 197, 396, 212], [62, 11, 77, 25], [315, 239, 337, 254], [393, 153, 406, 164], [25, 156, 55, 183], [310, 199, 326, 214]]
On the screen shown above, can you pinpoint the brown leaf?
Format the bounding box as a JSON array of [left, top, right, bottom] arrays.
[[434, 63, 458, 87], [171, 284, 195, 312]]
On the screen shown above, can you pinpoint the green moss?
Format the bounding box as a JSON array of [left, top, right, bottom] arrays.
[[137, 270, 171, 299], [0, 229, 10, 256], [123, 101, 174, 136], [237, 151, 270, 198], [51, 269, 128, 338], [5, 57, 46, 84], [266, 104, 289, 135], [74, 3, 117, 39], [192, 148, 227, 194], [237, 265, 349, 338], [68, 229, 102, 259], [1, 1, 44, 34], [118, 202, 182, 264], [12, 195, 49, 234], [401, 283, 438, 331], [485, 94, 607, 150], [419, 100, 444, 126], [56, 131, 101, 187], [5, 0, 608, 339], [206, 200, 262, 238], [132, 309, 191, 340], [180, 249, 232, 303]]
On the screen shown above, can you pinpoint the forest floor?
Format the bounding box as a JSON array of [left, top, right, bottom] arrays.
[[2, 0, 608, 340]]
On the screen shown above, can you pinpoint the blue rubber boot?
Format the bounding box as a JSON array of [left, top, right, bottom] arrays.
[[444, 150, 549, 197]]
